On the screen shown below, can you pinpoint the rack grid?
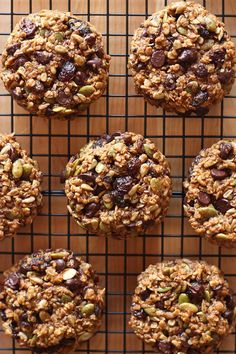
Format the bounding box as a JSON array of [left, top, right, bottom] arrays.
[[0, 0, 236, 353]]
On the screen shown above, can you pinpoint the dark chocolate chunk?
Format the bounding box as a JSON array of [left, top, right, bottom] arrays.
[[84, 202, 99, 217], [55, 259, 66, 272], [219, 142, 234, 160], [209, 48, 226, 66], [140, 288, 152, 301], [5, 273, 20, 290], [20, 18, 37, 38], [217, 69, 234, 84], [126, 157, 141, 177], [74, 71, 87, 86], [210, 168, 228, 180], [58, 61, 76, 82], [6, 43, 21, 56], [86, 56, 103, 71], [56, 90, 74, 107], [151, 50, 166, 68], [111, 190, 128, 208], [65, 278, 82, 291], [213, 198, 231, 214], [187, 282, 204, 304], [155, 300, 165, 310], [178, 48, 198, 65], [198, 25, 211, 39], [164, 73, 176, 91], [198, 191, 211, 206], [194, 63, 208, 78]]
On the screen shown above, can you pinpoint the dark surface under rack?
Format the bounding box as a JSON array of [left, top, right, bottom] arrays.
[[0, 0, 236, 353]]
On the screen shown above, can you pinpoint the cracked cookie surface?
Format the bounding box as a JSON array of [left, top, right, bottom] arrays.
[[130, 259, 235, 353], [64, 132, 172, 238], [0, 249, 104, 353], [1, 10, 110, 118], [0, 134, 42, 240], [184, 140, 236, 247], [129, 1, 235, 116]]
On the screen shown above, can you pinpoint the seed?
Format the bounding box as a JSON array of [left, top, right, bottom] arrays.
[[78, 85, 95, 97], [128, 184, 139, 197], [177, 26, 187, 35], [61, 295, 72, 303], [144, 144, 154, 158], [197, 311, 207, 322], [54, 32, 64, 42], [23, 163, 33, 177], [144, 306, 156, 316], [39, 311, 50, 322], [205, 16, 217, 32], [88, 159, 98, 170], [201, 39, 215, 51], [55, 45, 68, 53], [30, 276, 43, 285], [104, 201, 113, 209], [53, 106, 64, 113], [62, 268, 77, 280], [81, 303, 95, 316], [50, 251, 69, 259], [95, 162, 105, 174], [12, 159, 23, 179], [78, 332, 93, 342], [81, 183, 94, 191], [22, 196, 35, 204], [140, 164, 149, 177], [215, 233, 228, 240], [179, 303, 198, 313], [204, 290, 211, 302], [150, 178, 161, 192], [198, 205, 218, 219], [178, 293, 190, 304], [157, 286, 172, 293], [29, 334, 38, 346]]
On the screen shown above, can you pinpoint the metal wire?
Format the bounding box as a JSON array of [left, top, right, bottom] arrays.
[[0, 0, 236, 353]]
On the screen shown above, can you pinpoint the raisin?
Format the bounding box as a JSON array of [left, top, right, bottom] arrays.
[[6, 43, 20, 55], [78, 172, 96, 184], [12, 88, 24, 100], [209, 48, 226, 66], [12, 55, 28, 71], [217, 68, 234, 84], [19, 261, 31, 274], [56, 90, 74, 107], [198, 25, 211, 39], [86, 56, 103, 71], [140, 288, 152, 301], [111, 190, 128, 207], [20, 18, 37, 38], [5, 273, 20, 290], [222, 310, 234, 323], [187, 282, 204, 304], [133, 308, 147, 320], [85, 34, 96, 46], [113, 176, 133, 193], [77, 21, 92, 36], [31, 81, 45, 95], [164, 73, 176, 90], [126, 158, 141, 177], [84, 203, 100, 217], [74, 71, 87, 86], [219, 142, 234, 159], [34, 51, 52, 65], [192, 91, 208, 107], [151, 50, 166, 68], [157, 341, 173, 354], [178, 48, 198, 65], [58, 61, 76, 82], [194, 63, 208, 78]]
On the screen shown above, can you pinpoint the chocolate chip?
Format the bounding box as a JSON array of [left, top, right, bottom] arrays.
[[12, 55, 28, 71], [6, 43, 20, 55], [210, 168, 228, 180], [187, 282, 204, 304], [195, 107, 209, 117], [5, 273, 20, 290], [94, 184, 106, 195], [34, 51, 52, 65], [111, 190, 128, 208], [113, 176, 133, 193], [78, 172, 96, 184], [84, 202, 99, 217], [65, 278, 82, 291], [136, 62, 147, 71], [86, 56, 103, 71], [31, 81, 45, 95], [85, 34, 96, 46], [222, 310, 234, 323], [209, 48, 226, 66], [192, 91, 208, 107], [58, 61, 76, 82], [178, 48, 198, 65], [133, 308, 147, 320], [12, 88, 24, 100], [126, 158, 141, 177], [194, 63, 208, 78], [140, 288, 152, 301], [218, 68, 234, 84], [74, 71, 87, 86], [56, 90, 74, 107], [213, 198, 231, 214], [225, 293, 235, 310], [157, 341, 173, 354], [19, 262, 31, 274], [55, 259, 66, 272], [198, 25, 211, 39], [219, 142, 234, 160], [164, 73, 176, 91], [151, 50, 166, 68], [20, 18, 37, 38], [198, 191, 211, 206]]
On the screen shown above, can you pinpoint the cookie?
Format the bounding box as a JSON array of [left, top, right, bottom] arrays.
[[129, 1, 236, 116], [1, 10, 110, 118], [184, 140, 236, 247], [0, 249, 104, 353], [64, 132, 172, 238], [0, 134, 42, 240], [130, 258, 235, 353]]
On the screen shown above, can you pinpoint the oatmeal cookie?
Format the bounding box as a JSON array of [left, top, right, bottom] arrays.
[[184, 140, 236, 247], [64, 132, 172, 238], [0, 134, 42, 240], [129, 1, 236, 116], [1, 10, 110, 118], [0, 249, 104, 353], [130, 258, 236, 353]]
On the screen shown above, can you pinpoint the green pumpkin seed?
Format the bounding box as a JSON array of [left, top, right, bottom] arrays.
[[12, 159, 23, 179], [179, 303, 198, 313], [198, 205, 218, 219], [215, 233, 228, 240], [78, 332, 93, 342], [157, 286, 172, 293], [81, 303, 95, 316], [23, 163, 33, 177], [50, 251, 69, 259], [178, 293, 190, 304], [150, 178, 161, 192], [205, 16, 217, 32], [81, 183, 94, 191], [54, 32, 64, 42], [144, 144, 154, 158], [204, 290, 212, 302], [162, 10, 168, 23], [144, 306, 156, 316], [163, 267, 172, 276], [104, 201, 113, 209], [197, 311, 207, 322], [79, 85, 95, 97], [177, 26, 187, 35], [61, 295, 72, 303], [29, 334, 38, 346]]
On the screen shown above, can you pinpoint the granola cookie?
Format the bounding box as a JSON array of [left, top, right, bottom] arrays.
[[1, 10, 110, 118], [0, 249, 105, 353], [64, 132, 172, 238], [130, 259, 236, 353], [184, 140, 236, 247], [0, 134, 42, 240], [129, 1, 236, 116]]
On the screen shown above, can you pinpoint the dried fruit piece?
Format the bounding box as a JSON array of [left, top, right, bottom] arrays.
[[178, 48, 198, 64], [34, 51, 52, 64], [210, 168, 228, 180], [151, 50, 166, 68], [84, 203, 100, 217], [194, 63, 208, 78], [20, 18, 37, 37], [164, 73, 176, 91], [219, 143, 233, 160], [192, 91, 208, 107], [5, 273, 20, 290], [58, 61, 76, 82], [198, 191, 211, 206]]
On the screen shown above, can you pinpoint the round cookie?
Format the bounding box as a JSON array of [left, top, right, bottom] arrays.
[[1, 10, 110, 118], [0, 134, 42, 240], [64, 132, 172, 238], [129, 1, 236, 116], [184, 140, 236, 247], [0, 249, 104, 353], [130, 258, 236, 353]]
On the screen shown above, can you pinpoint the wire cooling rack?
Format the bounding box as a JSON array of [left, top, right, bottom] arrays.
[[0, 0, 236, 353]]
